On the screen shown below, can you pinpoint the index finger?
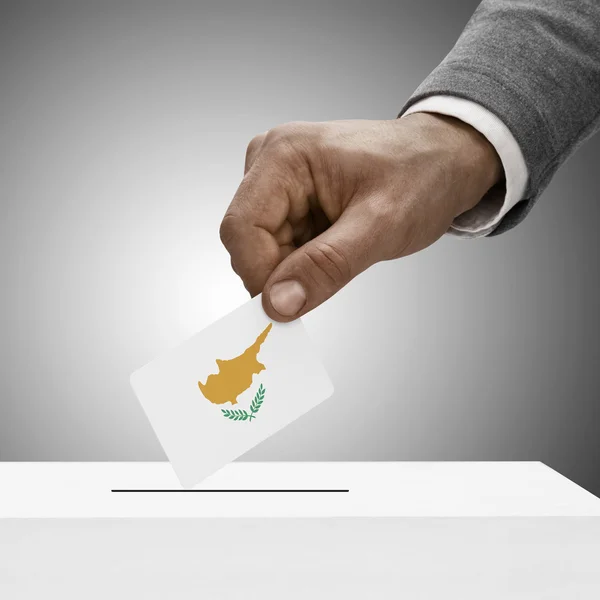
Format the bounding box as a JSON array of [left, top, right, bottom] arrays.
[[219, 166, 293, 296]]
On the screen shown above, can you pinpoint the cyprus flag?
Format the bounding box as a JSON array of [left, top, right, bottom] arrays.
[[130, 295, 334, 488]]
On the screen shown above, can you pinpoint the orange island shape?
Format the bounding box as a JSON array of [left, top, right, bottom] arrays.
[[198, 323, 272, 405]]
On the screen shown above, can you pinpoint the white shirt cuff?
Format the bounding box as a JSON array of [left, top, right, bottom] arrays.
[[402, 96, 529, 238]]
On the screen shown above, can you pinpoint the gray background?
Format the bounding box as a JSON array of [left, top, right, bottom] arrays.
[[1, 0, 599, 495]]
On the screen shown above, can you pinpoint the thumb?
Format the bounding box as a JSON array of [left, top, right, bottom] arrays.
[[262, 204, 384, 321]]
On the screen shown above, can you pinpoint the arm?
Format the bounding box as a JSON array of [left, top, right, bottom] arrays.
[[221, 115, 501, 321], [221, 1, 600, 320], [400, 0, 600, 235]]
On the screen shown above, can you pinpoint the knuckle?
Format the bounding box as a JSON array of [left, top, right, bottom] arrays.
[[245, 132, 266, 163], [367, 192, 397, 223], [369, 195, 418, 259], [264, 122, 310, 155], [363, 193, 402, 239], [265, 121, 303, 141], [302, 241, 352, 286], [264, 125, 286, 146], [254, 122, 319, 179], [219, 213, 239, 249]]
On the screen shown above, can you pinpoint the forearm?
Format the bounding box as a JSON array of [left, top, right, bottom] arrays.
[[400, 0, 600, 235]]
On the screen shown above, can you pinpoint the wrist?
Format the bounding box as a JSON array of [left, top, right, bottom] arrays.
[[403, 112, 504, 216]]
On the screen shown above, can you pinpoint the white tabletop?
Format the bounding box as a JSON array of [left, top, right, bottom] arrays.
[[1, 461, 599, 518]]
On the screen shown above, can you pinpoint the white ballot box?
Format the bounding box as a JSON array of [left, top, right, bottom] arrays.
[[1, 462, 599, 599]]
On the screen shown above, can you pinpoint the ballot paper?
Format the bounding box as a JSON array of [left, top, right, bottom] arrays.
[[130, 295, 334, 488]]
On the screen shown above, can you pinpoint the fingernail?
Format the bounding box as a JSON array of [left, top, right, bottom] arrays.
[[269, 280, 307, 316]]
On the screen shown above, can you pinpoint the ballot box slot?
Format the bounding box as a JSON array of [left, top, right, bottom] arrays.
[[110, 488, 350, 493]]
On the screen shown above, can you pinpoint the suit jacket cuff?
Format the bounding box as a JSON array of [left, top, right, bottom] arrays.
[[402, 96, 529, 238]]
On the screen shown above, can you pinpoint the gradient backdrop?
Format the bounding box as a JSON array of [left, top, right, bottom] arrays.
[[1, 0, 599, 495]]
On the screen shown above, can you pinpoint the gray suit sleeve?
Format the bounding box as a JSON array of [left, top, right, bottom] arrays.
[[399, 0, 600, 235]]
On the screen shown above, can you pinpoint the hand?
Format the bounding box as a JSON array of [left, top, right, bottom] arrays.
[[220, 114, 502, 321]]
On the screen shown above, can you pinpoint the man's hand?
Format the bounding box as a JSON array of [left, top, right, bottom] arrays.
[[220, 114, 502, 321]]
